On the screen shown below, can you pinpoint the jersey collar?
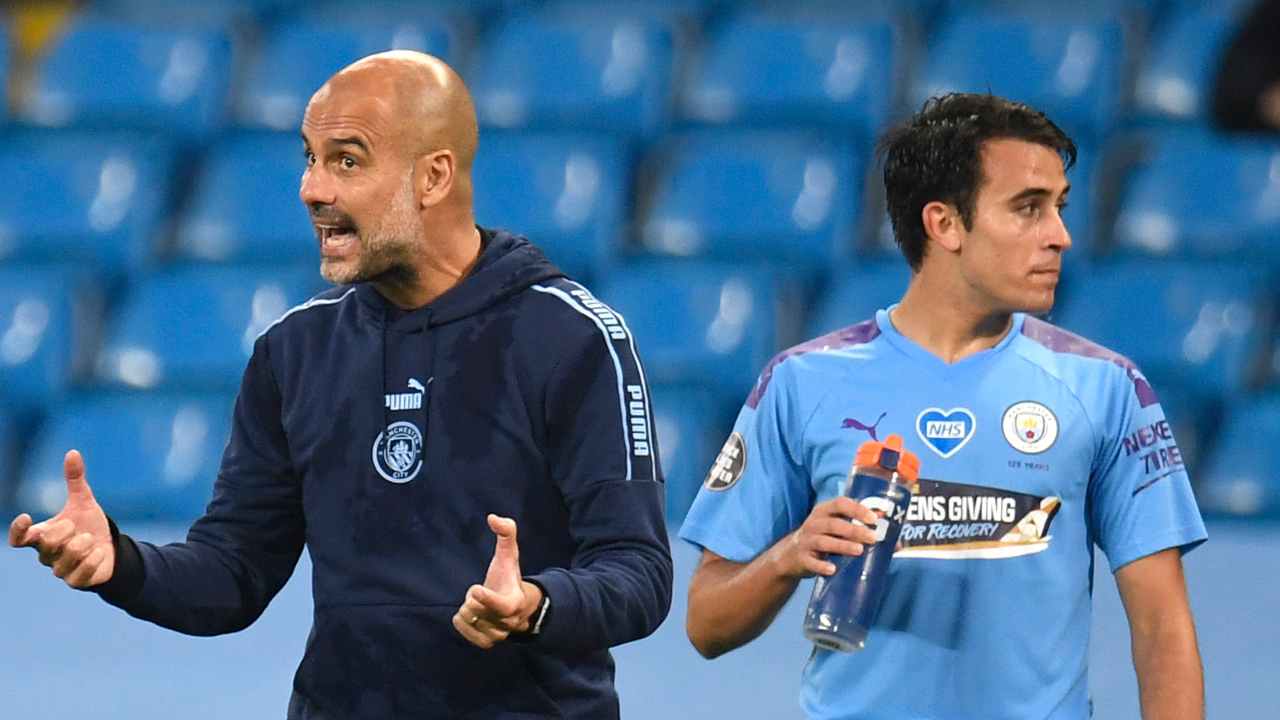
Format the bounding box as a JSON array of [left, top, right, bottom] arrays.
[[874, 305, 1027, 374]]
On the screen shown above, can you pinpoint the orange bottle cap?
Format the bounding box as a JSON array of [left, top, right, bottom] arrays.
[[853, 433, 920, 483]]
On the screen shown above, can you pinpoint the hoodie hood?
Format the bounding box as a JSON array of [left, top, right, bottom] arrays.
[[354, 226, 565, 329]]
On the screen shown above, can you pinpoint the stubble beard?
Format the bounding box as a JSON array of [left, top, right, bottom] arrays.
[[320, 171, 423, 287]]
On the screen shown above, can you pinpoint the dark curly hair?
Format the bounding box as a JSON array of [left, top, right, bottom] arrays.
[[878, 93, 1077, 271]]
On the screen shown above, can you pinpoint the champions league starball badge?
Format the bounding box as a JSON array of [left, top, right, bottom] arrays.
[[372, 421, 424, 483]]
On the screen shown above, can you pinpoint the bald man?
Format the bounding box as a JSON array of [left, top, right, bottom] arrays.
[[9, 52, 672, 718]]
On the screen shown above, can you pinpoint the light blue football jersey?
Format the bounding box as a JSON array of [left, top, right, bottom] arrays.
[[680, 308, 1207, 720]]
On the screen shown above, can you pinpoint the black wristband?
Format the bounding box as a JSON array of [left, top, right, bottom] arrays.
[[89, 515, 145, 604]]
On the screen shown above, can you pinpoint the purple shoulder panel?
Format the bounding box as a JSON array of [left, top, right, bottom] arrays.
[[745, 319, 880, 409], [1021, 316, 1160, 408]]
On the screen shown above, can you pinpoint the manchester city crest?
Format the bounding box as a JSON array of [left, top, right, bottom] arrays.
[[1001, 401, 1059, 454], [372, 421, 424, 483]]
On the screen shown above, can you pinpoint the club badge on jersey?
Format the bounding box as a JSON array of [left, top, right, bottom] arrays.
[[1001, 401, 1059, 454], [371, 377, 431, 484], [372, 421, 424, 483]]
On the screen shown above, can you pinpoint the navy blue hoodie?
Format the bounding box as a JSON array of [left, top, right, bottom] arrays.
[[96, 228, 673, 718]]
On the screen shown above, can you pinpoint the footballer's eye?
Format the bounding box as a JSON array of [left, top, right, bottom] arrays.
[[341, 155, 357, 170]]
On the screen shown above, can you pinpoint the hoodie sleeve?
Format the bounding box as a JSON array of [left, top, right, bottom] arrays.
[[523, 290, 673, 653], [92, 333, 305, 635]]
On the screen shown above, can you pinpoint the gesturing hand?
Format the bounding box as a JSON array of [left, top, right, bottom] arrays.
[[8, 450, 116, 588], [452, 514, 544, 649], [770, 496, 880, 579]]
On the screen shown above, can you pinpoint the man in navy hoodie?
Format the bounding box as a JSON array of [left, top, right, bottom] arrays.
[[8, 51, 672, 718]]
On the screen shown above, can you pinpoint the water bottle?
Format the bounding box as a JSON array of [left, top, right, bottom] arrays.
[[802, 433, 919, 652]]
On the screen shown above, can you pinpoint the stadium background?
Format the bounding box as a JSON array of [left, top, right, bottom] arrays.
[[0, 0, 1274, 716]]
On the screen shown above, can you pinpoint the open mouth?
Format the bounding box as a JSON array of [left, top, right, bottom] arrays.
[[316, 224, 358, 256]]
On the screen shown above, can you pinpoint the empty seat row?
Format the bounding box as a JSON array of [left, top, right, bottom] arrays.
[[0, 263, 318, 411], [0, 131, 174, 275], [1111, 131, 1280, 260], [7, 127, 1279, 282], [8, 392, 234, 522], [6, 255, 1273, 421], [10, 2, 1252, 141]]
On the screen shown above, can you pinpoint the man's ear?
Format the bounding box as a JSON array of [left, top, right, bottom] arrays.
[[416, 149, 456, 208], [921, 200, 963, 254]]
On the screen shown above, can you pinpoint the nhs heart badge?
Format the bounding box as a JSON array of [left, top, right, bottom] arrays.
[[915, 407, 977, 459]]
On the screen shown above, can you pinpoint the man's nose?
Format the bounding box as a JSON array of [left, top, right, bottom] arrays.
[[299, 165, 336, 208], [1049, 208, 1072, 251]]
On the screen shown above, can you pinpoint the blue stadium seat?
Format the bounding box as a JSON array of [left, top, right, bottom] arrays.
[[24, 19, 233, 137], [1271, 335, 1280, 391], [305, 0, 519, 19], [640, 130, 861, 274], [468, 8, 674, 137], [84, 0, 280, 26], [0, 265, 99, 414], [914, 12, 1126, 143], [0, 410, 18, 513], [1112, 132, 1280, 261], [754, 0, 946, 20], [1132, 5, 1239, 124], [598, 260, 800, 402], [238, 14, 461, 130], [16, 392, 233, 522], [1051, 260, 1270, 394], [545, 0, 724, 24], [0, 131, 175, 276], [96, 265, 321, 392], [300, 0, 477, 33], [651, 383, 725, 523], [680, 9, 898, 139], [1197, 395, 1280, 518], [807, 263, 910, 338], [88, 0, 303, 17], [473, 132, 628, 282], [961, 0, 1162, 20], [175, 131, 313, 264]]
